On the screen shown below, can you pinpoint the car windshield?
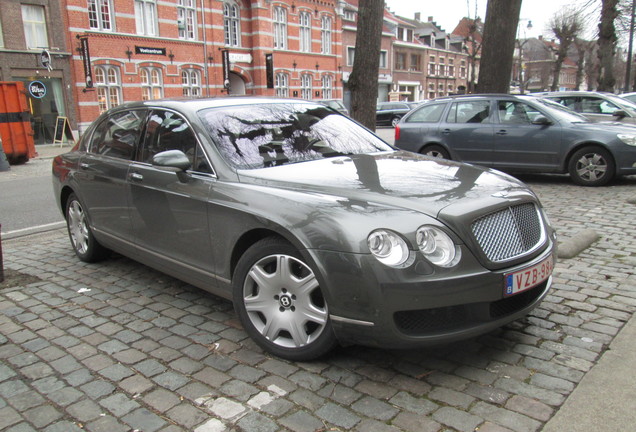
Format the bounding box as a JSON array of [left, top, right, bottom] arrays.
[[604, 93, 636, 110], [199, 103, 393, 169], [528, 97, 591, 123]]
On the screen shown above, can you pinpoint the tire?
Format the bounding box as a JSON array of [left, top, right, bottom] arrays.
[[567, 146, 615, 186], [391, 116, 402, 127], [233, 237, 337, 361], [422, 144, 450, 159], [65, 193, 109, 262]]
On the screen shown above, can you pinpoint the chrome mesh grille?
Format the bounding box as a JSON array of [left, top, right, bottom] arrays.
[[471, 203, 543, 263]]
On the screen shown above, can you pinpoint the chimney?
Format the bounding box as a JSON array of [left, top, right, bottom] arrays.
[[428, 16, 434, 22], [415, 12, 421, 21], [538, 35, 543, 40]]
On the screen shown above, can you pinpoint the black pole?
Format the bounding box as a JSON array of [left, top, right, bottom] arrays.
[[625, 0, 635, 92]]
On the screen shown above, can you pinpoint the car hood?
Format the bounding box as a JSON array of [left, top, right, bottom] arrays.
[[571, 121, 636, 132], [236, 151, 534, 219]]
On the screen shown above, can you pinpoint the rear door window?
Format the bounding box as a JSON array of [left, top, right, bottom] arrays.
[[447, 101, 491, 124]]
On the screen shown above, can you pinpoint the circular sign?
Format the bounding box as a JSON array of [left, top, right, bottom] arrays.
[[29, 81, 47, 99]]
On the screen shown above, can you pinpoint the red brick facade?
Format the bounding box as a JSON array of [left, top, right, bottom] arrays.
[[65, 0, 344, 132]]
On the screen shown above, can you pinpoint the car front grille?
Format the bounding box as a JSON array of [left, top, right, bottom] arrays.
[[471, 203, 544, 263]]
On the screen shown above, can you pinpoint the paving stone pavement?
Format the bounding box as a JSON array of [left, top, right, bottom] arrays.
[[1, 172, 636, 432]]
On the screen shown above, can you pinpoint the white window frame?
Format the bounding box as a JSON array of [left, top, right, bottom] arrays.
[[140, 67, 163, 101], [321, 75, 332, 99], [135, 0, 157, 36], [301, 74, 312, 100], [379, 51, 387, 69], [178, 0, 196, 40], [181, 69, 201, 96], [88, 0, 113, 31], [0, 17, 4, 48], [299, 11, 311, 53], [22, 5, 49, 49], [95, 65, 121, 114], [347, 47, 355, 66], [321, 16, 332, 55], [273, 7, 287, 50], [275, 72, 289, 97], [223, 2, 240, 46]]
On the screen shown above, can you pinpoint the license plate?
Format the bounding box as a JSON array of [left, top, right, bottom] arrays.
[[504, 254, 554, 297]]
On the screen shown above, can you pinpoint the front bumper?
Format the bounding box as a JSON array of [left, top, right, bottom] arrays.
[[309, 240, 555, 349]]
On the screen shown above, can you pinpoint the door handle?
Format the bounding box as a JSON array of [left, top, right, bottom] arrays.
[[79, 163, 90, 169], [496, 130, 507, 135], [441, 129, 451, 135], [129, 172, 144, 182]]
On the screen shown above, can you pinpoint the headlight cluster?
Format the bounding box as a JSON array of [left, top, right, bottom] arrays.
[[367, 225, 459, 268], [618, 134, 636, 146]]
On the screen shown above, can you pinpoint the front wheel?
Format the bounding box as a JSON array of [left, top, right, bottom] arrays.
[[65, 193, 109, 262], [233, 237, 337, 361], [567, 146, 615, 186]]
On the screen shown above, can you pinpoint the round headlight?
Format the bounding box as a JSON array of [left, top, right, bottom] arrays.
[[368, 230, 409, 267], [416, 226, 459, 267]]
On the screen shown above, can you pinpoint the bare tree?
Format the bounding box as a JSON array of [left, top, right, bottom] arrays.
[[548, 9, 583, 91], [597, 0, 619, 91], [477, 0, 522, 93], [348, 0, 385, 130], [574, 38, 593, 90]]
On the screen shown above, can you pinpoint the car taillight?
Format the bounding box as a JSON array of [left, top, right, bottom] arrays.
[[395, 125, 400, 141]]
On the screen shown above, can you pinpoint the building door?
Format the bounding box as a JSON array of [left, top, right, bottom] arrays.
[[21, 78, 66, 144], [228, 72, 246, 95]]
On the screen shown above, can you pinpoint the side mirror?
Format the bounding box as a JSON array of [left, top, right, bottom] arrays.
[[531, 115, 552, 126], [152, 150, 191, 171], [613, 109, 627, 119]]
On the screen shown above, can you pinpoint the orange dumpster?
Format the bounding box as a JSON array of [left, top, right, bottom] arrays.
[[0, 81, 36, 164]]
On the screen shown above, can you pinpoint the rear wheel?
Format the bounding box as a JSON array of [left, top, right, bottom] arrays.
[[233, 237, 337, 361], [422, 144, 450, 159], [66, 193, 109, 262], [567, 146, 615, 186]]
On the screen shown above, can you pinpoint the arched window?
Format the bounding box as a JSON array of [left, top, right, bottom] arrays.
[[321, 16, 332, 55], [275, 73, 289, 97], [95, 65, 121, 113], [321, 75, 332, 99], [301, 74, 312, 100], [223, 2, 240, 46], [299, 11, 311, 52], [182, 69, 201, 96], [273, 7, 287, 50], [140, 67, 163, 100]]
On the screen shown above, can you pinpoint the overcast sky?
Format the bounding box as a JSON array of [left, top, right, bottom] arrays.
[[384, 0, 599, 40]]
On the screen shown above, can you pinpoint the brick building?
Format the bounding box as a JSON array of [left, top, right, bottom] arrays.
[[64, 0, 344, 132], [0, 0, 75, 144]]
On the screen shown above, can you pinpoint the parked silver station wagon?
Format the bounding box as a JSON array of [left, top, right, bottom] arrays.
[[53, 98, 556, 360]]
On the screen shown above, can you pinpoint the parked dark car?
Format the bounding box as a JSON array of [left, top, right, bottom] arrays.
[[376, 101, 412, 127], [53, 97, 556, 360], [395, 94, 636, 186], [533, 91, 636, 125]]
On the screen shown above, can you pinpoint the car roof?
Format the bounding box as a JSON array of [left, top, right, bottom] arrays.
[[106, 96, 320, 114], [428, 93, 538, 102], [531, 91, 618, 97]]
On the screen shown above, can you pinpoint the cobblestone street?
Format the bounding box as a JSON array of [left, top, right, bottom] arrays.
[[1, 173, 636, 432]]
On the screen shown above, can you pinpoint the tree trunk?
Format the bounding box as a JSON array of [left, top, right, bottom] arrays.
[[597, 0, 619, 91], [476, 0, 522, 93], [348, 0, 384, 130]]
